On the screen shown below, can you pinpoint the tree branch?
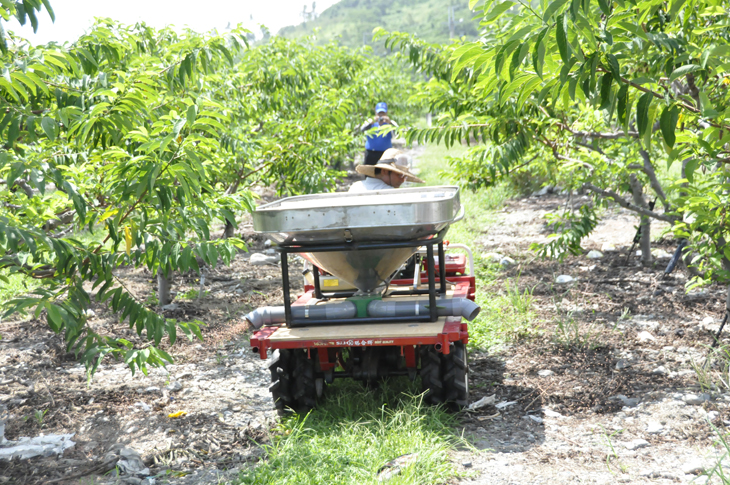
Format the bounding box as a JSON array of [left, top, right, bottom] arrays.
[[639, 149, 669, 212], [582, 182, 678, 223]]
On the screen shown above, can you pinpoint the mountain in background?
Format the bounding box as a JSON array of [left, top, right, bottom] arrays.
[[278, 0, 479, 49]]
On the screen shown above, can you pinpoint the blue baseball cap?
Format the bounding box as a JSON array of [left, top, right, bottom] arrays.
[[375, 102, 388, 113]]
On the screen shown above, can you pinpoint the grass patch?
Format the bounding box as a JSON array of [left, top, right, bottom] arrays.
[[237, 380, 466, 485], [414, 143, 538, 351]]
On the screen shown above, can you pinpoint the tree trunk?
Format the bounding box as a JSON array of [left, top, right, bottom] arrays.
[[224, 219, 235, 239], [629, 174, 652, 266], [157, 270, 172, 307]]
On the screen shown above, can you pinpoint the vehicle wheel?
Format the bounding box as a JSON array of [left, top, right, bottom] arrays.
[[292, 349, 318, 412], [269, 349, 294, 415], [443, 342, 469, 410], [419, 345, 444, 405]]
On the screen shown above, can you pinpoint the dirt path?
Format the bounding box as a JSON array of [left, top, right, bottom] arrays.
[[0, 153, 728, 484], [459, 195, 726, 484]]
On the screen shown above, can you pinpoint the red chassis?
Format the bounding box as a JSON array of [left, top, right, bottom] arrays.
[[250, 273, 476, 375]]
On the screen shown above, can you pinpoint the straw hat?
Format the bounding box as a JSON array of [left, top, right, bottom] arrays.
[[356, 149, 424, 184]]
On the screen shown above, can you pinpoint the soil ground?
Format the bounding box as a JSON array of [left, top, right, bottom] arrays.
[[0, 152, 728, 484]]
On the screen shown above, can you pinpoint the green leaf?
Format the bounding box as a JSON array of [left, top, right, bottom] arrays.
[[40, 117, 57, 141], [556, 13, 571, 64], [532, 27, 549, 79], [636, 92, 653, 137], [599, 72, 613, 110], [597, 0, 610, 16], [186, 104, 198, 128], [485, 1, 515, 22], [660, 105, 679, 148], [616, 83, 629, 126], [543, 0, 570, 21], [669, 64, 701, 83], [605, 54, 622, 85]]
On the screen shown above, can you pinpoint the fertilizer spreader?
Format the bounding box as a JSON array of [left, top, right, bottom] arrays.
[[246, 186, 478, 413]]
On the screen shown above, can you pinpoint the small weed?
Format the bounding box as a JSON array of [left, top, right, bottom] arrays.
[[705, 424, 730, 483], [181, 288, 209, 300], [619, 307, 631, 321], [146, 292, 159, 306], [598, 425, 626, 474], [553, 312, 599, 351], [34, 409, 48, 427], [691, 343, 730, 393]]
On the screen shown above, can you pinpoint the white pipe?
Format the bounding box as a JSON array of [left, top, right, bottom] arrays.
[[367, 297, 480, 321], [245, 301, 357, 328]]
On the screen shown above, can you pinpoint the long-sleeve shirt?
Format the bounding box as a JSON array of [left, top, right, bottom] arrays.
[[348, 177, 394, 192]]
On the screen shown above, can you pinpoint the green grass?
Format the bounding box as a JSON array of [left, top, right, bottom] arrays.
[[237, 380, 466, 485], [415, 143, 538, 351]]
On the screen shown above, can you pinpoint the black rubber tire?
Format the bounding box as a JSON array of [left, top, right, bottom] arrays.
[[443, 342, 469, 410], [420, 345, 444, 405], [268, 349, 295, 415], [292, 349, 318, 412]]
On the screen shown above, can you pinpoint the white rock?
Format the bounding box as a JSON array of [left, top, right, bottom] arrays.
[[527, 415, 543, 423], [537, 369, 554, 377], [682, 460, 705, 475], [83, 309, 96, 318], [499, 256, 516, 268], [624, 439, 650, 450], [601, 242, 617, 252], [652, 248, 672, 260], [482, 252, 504, 263], [646, 421, 663, 434], [250, 253, 279, 266], [636, 331, 656, 343], [166, 381, 182, 392], [543, 409, 563, 418], [145, 386, 160, 394], [586, 250, 604, 259], [133, 402, 151, 412], [534, 186, 552, 196], [651, 366, 667, 375], [684, 393, 709, 405], [555, 275, 575, 284], [126, 426, 139, 434], [707, 411, 720, 421], [701, 316, 716, 327], [161, 303, 178, 311]]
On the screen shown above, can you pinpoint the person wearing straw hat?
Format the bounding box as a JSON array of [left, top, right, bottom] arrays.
[[349, 148, 424, 192]]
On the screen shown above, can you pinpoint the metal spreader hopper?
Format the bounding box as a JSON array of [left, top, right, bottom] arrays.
[[253, 186, 463, 293]]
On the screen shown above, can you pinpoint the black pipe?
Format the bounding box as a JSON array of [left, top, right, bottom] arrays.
[[427, 244, 437, 322], [281, 251, 292, 326], [438, 242, 447, 295], [312, 265, 322, 299]]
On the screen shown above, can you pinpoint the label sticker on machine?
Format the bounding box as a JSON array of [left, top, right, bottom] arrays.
[[322, 279, 340, 287], [313, 339, 395, 347]]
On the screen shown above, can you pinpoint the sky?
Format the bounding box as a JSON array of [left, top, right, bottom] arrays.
[[5, 0, 340, 44]]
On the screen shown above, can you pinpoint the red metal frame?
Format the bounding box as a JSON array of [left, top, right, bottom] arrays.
[[250, 275, 474, 362]]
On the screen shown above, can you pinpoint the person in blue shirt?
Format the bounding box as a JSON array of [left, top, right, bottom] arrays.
[[359, 102, 398, 165]]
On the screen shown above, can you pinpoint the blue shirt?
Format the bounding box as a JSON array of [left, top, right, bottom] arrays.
[[364, 121, 393, 151]]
